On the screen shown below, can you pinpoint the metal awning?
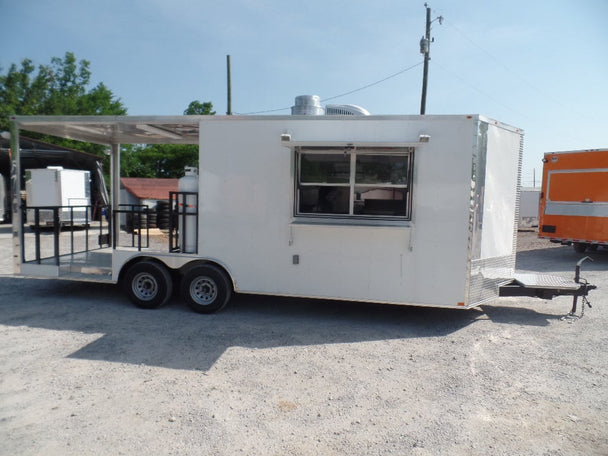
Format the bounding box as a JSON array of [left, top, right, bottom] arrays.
[[10, 115, 204, 145]]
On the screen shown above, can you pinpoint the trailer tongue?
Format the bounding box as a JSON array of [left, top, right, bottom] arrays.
[[499, 257, 596, 319]]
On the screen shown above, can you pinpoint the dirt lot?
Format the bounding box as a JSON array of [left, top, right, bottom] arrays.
[[1, 228, 607, 456]]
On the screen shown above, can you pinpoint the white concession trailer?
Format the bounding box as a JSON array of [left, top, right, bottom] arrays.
[[9, 114, 595, 314]]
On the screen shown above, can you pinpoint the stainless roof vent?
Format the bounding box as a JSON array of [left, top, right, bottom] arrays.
[[291, 95, 324, 115]]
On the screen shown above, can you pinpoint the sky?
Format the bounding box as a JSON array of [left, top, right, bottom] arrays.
[[1, 0, 607, 186]]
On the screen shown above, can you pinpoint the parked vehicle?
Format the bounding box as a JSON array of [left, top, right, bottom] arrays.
[[519, 187, 541, 229], [539, 149, 608, 252], [25, 166, 91, 227], [8, 114, 596, 315]]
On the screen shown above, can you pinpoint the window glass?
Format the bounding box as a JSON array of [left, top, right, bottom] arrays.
[[354, 187, 407, 216], [356, 155, 409, 185], [296, 147, 413, 220], [298, 186, 350, 214], [300, 154, 350, 184]]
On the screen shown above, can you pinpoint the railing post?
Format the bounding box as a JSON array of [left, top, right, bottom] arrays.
[[85, 205, 89, 252], [181, 195, 186, 253], [131, 205, 136, 248], [34, 208, 41, 264], [145, 207, 149, 249], [70, 207, 74, 256], [169, 192, 175, 252], [107, 206, 112, 248], [53, 208, 60, 266], [137, 208, 142, 251], [20, 202, 25, 268], [112, 206, 117, 249], [98, 206, 102, 247]]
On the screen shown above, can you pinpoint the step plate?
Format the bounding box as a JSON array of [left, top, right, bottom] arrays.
[[512, 273, 579, 290]]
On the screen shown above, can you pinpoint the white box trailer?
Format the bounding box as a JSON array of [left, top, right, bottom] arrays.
[[25, 166, 91, 226], [519, 187, 541, 229], [190, 116, 519, 309], [9, 114, 596, 315]]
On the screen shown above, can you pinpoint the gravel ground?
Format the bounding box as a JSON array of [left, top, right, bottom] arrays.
[[0, 227, 607, 456]]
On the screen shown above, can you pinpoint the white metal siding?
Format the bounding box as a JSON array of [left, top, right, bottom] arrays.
[[198, 117, 483, 307]]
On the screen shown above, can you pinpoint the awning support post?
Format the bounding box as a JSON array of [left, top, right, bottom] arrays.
[[9, 119, 22, 274]]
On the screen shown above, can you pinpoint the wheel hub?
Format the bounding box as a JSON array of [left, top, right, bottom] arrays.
[[191, 277, 217, 305], [132, 272, 158, 301]]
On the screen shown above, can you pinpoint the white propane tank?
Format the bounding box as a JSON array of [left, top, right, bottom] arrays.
[[178, 167, 198, 253]]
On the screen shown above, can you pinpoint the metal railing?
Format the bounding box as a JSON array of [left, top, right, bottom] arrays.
[[113, 204, 150, 250], [23, 204, 111, 265], [169, 191, 199, 254], [23, 197, 199, 265]]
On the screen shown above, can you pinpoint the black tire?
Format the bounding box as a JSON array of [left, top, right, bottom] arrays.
[[180, 265, 232, 314], [573, 242, 587, 253], [157, 209, 170, 229], [123, 260, 173, 309], [156, 201, 169, 227], [147, 211, 158, 228]]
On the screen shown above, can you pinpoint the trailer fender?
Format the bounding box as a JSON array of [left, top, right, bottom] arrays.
[[178, 262, 234, 314], [117, 255, 178, 286], [178, 260, 236, 292]]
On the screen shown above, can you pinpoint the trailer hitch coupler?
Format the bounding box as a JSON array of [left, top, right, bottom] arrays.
[[574, 256, 593, 283]]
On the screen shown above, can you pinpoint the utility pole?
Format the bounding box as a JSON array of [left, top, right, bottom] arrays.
[[419, 3, 442, 115], [226, 55, 232, 115]]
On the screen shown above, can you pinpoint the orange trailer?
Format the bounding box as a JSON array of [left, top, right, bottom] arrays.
[[539, 149, 608, 252]]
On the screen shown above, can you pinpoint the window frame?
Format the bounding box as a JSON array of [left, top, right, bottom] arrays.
[[294, 145, 414, 221]]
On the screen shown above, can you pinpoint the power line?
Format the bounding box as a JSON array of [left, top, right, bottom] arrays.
[[441, 17, 588, 119], [321, 61, 423, 103], [431, 59, 528, 118], [426, 11, 592, 147], [236, 61, 423, 115], [235, 105, 291, 116]]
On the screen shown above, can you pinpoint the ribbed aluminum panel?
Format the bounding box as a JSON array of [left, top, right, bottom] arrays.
[[468, 254, 516, 306]]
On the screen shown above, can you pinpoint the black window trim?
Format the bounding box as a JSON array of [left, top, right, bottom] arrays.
[[294, 145, 414, 222]]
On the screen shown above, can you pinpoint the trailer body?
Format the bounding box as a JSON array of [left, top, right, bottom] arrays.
[[539, 149, 608, 252], [11, 114, 528, 310], [184, 116, 521, 308], [25, 167, 91, 226]]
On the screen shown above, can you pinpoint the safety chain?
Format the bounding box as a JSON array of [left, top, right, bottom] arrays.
[[561, 280, 592, 323]]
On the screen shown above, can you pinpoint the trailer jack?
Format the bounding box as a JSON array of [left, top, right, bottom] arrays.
[[499, 257, 597, 320], [562, 256, 595, 321]]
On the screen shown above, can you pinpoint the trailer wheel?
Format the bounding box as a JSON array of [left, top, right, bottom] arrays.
[[124, 260, 173, 309], [573, 242, 587, 253], [181, 265, 232, 314]]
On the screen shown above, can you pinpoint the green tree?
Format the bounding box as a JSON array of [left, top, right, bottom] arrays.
[[121, 143, 199, 178], [121, 100, 215, 178], [0, 52, 127, 155], [184, 100, 215, 115]]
